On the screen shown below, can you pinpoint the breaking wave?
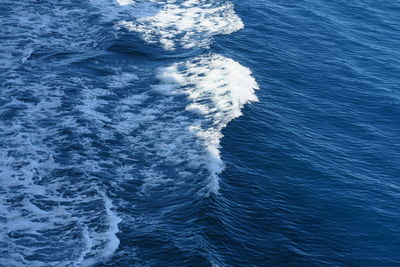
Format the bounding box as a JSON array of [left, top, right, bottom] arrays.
[[91, 0, 244, 50], [153, 54, 259, 193]]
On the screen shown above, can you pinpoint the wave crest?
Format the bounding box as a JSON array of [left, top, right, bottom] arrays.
[[92, 0, 244, 50], [153, 54, 259, 193]]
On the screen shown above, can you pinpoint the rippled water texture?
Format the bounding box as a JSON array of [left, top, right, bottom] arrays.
[[1, 0, 399, 266]]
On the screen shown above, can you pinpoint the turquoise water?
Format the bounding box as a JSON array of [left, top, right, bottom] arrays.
[[1, 0, 399, 266]]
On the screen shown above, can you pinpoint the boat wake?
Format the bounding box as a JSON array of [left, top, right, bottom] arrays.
[[0, 0, 258, 265]]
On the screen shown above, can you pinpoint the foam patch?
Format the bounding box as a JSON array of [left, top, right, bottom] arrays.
[[111, 0, 244, 50], [153, 54, 259, 192]]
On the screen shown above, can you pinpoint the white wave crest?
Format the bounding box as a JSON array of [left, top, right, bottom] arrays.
[[153, 54, 259, 193], [94, 0, 243, 50]]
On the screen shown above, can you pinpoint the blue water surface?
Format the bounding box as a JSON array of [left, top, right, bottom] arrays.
[[215, 0, 400, 265], [0, 0, 399, 266]]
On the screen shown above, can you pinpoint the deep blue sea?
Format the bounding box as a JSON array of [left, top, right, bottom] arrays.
[[1, 0, 399, 266]]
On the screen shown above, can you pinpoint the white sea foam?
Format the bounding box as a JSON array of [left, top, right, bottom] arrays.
[[116, 0, 244, 50], [108, 72, 139, 88], [89, 0, 159, 21], [117, 0, 135, 6], [153, 54, 259, 193], [89, 0, 243, 50], [98, 55, 258, 194], [81, 194, 122, 266], [0, 73, 122, 266]]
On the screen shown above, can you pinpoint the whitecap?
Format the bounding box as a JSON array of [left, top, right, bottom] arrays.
[[152, 54, 259, 193], [116, 0, 244, 50]]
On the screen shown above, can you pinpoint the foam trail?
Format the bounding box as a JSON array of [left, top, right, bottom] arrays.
[[0, 73, 123, 266], [153, 54, 259, 193], [81, 194, 122, 266]]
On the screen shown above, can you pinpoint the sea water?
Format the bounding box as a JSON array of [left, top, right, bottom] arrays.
[[0, 0, 399, 266]]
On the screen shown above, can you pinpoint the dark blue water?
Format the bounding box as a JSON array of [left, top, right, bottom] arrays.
[[1, 0, 399, 266]]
